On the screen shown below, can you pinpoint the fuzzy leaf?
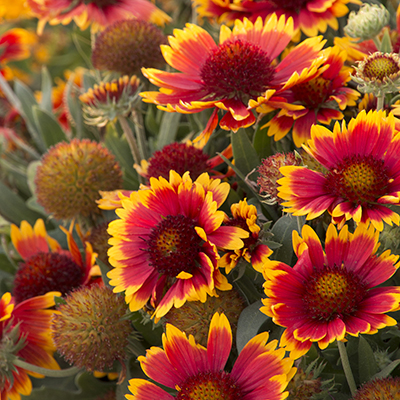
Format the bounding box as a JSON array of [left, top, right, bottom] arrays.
[[156, 112, 181, 150], [372, 359, 400, 379], [0, 181, 44, 225], [32, 106, 67, 148], [231, 129, 260, 178], [236, 300, 271, 353], [270, 214, 302, 265], [358, 335, 379, 384], [14, 80, 45, 152], [40, 67, 54, 113]]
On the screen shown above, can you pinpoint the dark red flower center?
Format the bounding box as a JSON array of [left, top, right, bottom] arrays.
[[325, 155, 389, 206], [145, 214, 202, 277], [176, 370, 243, 400], [146, 143, 210, 182], [268, 0, 309, 11], [291, 76, 333, 108], [13, 252, 84, 303], [200, 39, 275, 103], [303, 265, 368, 322], [224, 217, 257, 249], [82, 0, 119, 7]]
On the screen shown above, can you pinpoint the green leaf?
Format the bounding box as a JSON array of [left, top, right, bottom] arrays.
[[65, 75, 84, 139], [14, 80, 45, 152], [130, 311, 163, 347], [104, 125, 139, 190], [32, 106, 67, 148], [96, 258, 112, 288], [236, 300, 270, 353], [0, 181, 44, 225], [270, 214, 302, 265], [358, 335, 379, 384], [231, 129, 260, 178], [26, 372, 115, 400], [40, 66, 54, 113], [156, 112, 181, 150], [253, 125, 272, 161]]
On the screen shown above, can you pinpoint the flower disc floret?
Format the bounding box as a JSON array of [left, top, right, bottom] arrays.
[[107, 171, 249, 319], [261, 223, 400, 358]]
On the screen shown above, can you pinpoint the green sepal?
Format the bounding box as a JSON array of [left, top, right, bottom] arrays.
[[380, 28, 393, 53]]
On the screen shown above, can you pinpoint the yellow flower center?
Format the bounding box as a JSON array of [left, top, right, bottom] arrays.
[[200, 39, 275, 103], [303, 266, 367, 322], [363, 54, 400, 81], [145, 214, 202, 277], [176, 371, 242, 400], [326, 155, 389, 206]]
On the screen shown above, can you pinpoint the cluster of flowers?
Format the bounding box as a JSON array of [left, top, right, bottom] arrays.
[[2, 0, 400, 399]]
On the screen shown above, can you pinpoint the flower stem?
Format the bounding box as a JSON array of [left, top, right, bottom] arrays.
[[131, 108, 149, 160], [337, 340, 357, 396], [118, 116, 141, 166], [13, 359, 81, 377], [376, 93, 385, 111]]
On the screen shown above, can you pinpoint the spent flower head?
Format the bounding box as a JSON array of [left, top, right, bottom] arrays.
[[35, 139, 122, 221], [79, 75, 141, 127], [52, 284, 133, 372], [344, 4, 390, 42], [92, 19, 166, 76]]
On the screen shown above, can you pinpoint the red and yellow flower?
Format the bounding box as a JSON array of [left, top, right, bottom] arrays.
[[219, 199, 272, 273], [127, 312, 296, 399], [107, 171, 249, 319], [27, 0, 170, 33], [11, 219, 99, 303], [141, 15, 325, 138], [263, 46, 360, 147], [194, 0, 358, 38], [277, 110, 400, 231], [0, 291, 60, 400], [261, 223, 400, 359]]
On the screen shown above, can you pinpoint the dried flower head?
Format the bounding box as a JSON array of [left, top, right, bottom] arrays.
[[344, 3, 390, 42], [35, 139, 123, 220], [52, 284, 133, 372], [352, 52, 400, 96], [257, 152, 301, 205], [92, 19, 166, 76], [79, 75, 141, 127], [163, 288, 246, 347], [86, 221, 112, 266]]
